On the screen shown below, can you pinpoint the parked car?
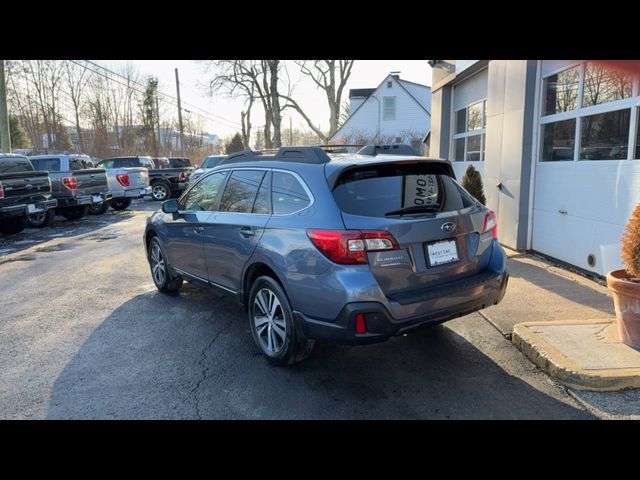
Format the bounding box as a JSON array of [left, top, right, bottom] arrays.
[[189, 155, 227, 183], [97, 156, 190, 202], [0, 153, 57, 235], [143, 146, 509, 365], [89, 157, 151, 214], [26, 154, 111, 226]]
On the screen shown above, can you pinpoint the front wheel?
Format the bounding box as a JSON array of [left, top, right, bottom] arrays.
[[61, 205, 89, 220], [25, 209, 55, 228], [148, 237, 183, 294], [151, 182, 170, 201], [88, 202, 110, 215], [0, 217, 26, 235], [248, 276, 315, 366], [110, 198, 132, 211]]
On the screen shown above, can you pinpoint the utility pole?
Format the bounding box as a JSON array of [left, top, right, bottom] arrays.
[[0, 60, 11, 152], [289, 116, 293, 146], [174, 68, 185, 156], [155, 95, 161, 156]]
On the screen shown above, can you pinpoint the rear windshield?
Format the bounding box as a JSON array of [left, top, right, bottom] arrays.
[[69, 158, 92, 170], [169, 158, 191, 168], [332, 164, 476, 218], [30, 158, 61, 172], [0, 157, 34, 173], [153, 158, 170, 168]]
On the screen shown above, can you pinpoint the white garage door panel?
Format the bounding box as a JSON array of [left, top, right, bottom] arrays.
[[532, 161, 640, 276]]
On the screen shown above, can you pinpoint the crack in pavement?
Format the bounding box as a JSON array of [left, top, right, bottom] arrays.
[[190, 319, 233, 419]]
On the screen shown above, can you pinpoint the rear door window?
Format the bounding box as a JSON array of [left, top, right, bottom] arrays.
[[332, 163, 475, 218], [0, 157, 34, 173], [272, 172, 311, 214], [29, 158, 61, 171], [218, 170, 266, 213]]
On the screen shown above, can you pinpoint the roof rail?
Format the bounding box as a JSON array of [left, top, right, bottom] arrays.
[[357, 143, 421, 156], [219, 147, 332, 165]]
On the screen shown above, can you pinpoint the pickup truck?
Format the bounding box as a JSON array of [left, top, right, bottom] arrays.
[[97, 156, 190, 202], [26, 154, 111, 226], [86, 157, 151, 214], [0, 153, 57, 235]]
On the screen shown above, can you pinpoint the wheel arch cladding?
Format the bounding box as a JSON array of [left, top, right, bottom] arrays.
[[243, 262, 285, 306]]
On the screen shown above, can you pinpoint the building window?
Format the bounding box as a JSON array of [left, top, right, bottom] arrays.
[[383, 97, 396, 121], [580, 109, 630, 160], [540, 61, 640, 162], [387, 81, 392, 88], [452, 99, 486, 161], [541, 119, 576, 161], [543, 65, 580, 115]]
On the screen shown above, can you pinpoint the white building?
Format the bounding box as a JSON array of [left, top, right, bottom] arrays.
[[331, 72, 431, 151], [429, 60, 640, 277]]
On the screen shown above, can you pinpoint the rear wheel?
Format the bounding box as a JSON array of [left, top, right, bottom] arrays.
[[110, 198, 132, 211], [88, 202, 110, 215], [0, 217, 26, 235], [61, 205, 89, 220], [248, 276, 314, 366], [25, 209, 55, 228], [148, 237, 183, 293], [151, 182, 170, 201]]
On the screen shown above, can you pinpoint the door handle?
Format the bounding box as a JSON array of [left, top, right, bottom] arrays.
[[496, 182, 503, 190], [240, 226, 256, 238]]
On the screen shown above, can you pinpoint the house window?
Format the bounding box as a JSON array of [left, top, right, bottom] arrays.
[[452, 99, 487, 161], [540, 61, 640, 162], [383, 97, 396, 121], [387, 81, 392, 88]]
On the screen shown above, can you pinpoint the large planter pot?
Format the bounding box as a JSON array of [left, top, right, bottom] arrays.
[[607, 269, 640, 348]]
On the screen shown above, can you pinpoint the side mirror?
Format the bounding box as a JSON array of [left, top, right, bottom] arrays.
[[162, 199, 179, 214]]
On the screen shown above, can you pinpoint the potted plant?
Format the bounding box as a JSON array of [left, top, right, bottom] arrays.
[[607, 204, 640, 348]]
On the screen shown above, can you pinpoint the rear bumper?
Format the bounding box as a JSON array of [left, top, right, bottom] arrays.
[[120, 186, 151, 199], [56, 192, 112, 208], [0, 199, 58, 219], [294, 270, 509, 345]]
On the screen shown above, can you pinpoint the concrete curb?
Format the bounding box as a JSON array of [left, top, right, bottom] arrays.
[[512, 320, 640, 392]]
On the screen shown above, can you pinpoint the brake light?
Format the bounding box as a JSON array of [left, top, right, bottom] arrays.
[[62, 177, 77, 190], [307, 229, 399, 265], [355, 313, 367, 334], [482, 211, 498, 239], [0, 181, 4, 199], [116, 174, 130, 187], [178, 171, 187, 181]]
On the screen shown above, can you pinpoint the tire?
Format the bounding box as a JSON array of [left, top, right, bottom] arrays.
[[248, 276, 315, 366], [61, 205, 90, 220], [151, 181, 170, 201], [148, 237, 183, 294], [25, 209, 55, 228], [0, 217, 26, 235], [110, 198, 132, 211], [88, 201, 110, 215]]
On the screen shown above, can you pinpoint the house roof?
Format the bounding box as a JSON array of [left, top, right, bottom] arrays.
[[349, 88, 376, 98]]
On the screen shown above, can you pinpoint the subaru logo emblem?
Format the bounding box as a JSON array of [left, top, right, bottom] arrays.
[[441, 222, 456, 233]]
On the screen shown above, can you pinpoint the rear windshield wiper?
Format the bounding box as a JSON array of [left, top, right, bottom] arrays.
[[384, 205, 441, 216]]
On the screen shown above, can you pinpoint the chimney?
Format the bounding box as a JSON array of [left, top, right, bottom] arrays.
[[390, 71, 400, 79]]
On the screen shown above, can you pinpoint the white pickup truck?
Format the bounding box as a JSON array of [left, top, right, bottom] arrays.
[[86, 156, 151, 214]]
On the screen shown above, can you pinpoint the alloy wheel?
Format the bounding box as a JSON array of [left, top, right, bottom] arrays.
[[253, 288, 287, 354], [152, 185, 167, 200], [150, 243, 166, 286]]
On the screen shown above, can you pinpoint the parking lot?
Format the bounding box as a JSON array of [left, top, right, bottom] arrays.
[[0, 199, 599, 419]]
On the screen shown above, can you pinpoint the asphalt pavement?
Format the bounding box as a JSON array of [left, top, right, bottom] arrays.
[[0, 200, 593, 419]]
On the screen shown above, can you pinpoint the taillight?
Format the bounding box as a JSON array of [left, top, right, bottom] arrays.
[[116, 174, 130, 187], [355, 313, 367, 334], [178, 171, 187, 181], [482, 211, 498, 239], [0, 181, 4, 199], [62, 177, 77, 190], [306, 229, 399, 265]]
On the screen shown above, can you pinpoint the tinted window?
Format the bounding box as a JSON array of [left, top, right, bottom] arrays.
[[169, 158, 191, 168], [332, 164, 474, 218], [0, 157, 34, 173], [181, 172, 227, 211], [97, 160, 114, 169], [219, 170, 265, 213], [69, 158, 86, 170], [113, 158, 138, 168], [202, 156, 225, 168], [252, 171, 271, 214], [140, 158, 155, 169], [29, 158, 61, 171], [153, 158, 169, 168], [272, 172, 311, 215]]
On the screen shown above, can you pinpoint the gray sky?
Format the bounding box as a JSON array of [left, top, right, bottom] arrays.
[[96, 60, 431, 139]]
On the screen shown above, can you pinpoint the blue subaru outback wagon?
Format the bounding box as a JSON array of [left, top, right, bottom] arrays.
[[144, 146, 508, 365]]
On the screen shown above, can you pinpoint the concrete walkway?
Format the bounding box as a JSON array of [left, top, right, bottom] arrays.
[[485, 248, 640, 418]]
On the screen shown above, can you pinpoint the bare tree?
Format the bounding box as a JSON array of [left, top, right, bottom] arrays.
[[64, 61, 90, 152], [280, 60, 355, 142]]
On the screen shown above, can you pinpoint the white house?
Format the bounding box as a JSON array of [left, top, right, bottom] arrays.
[[331, 72, 431, 151], [429, 59, 640, 277]]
